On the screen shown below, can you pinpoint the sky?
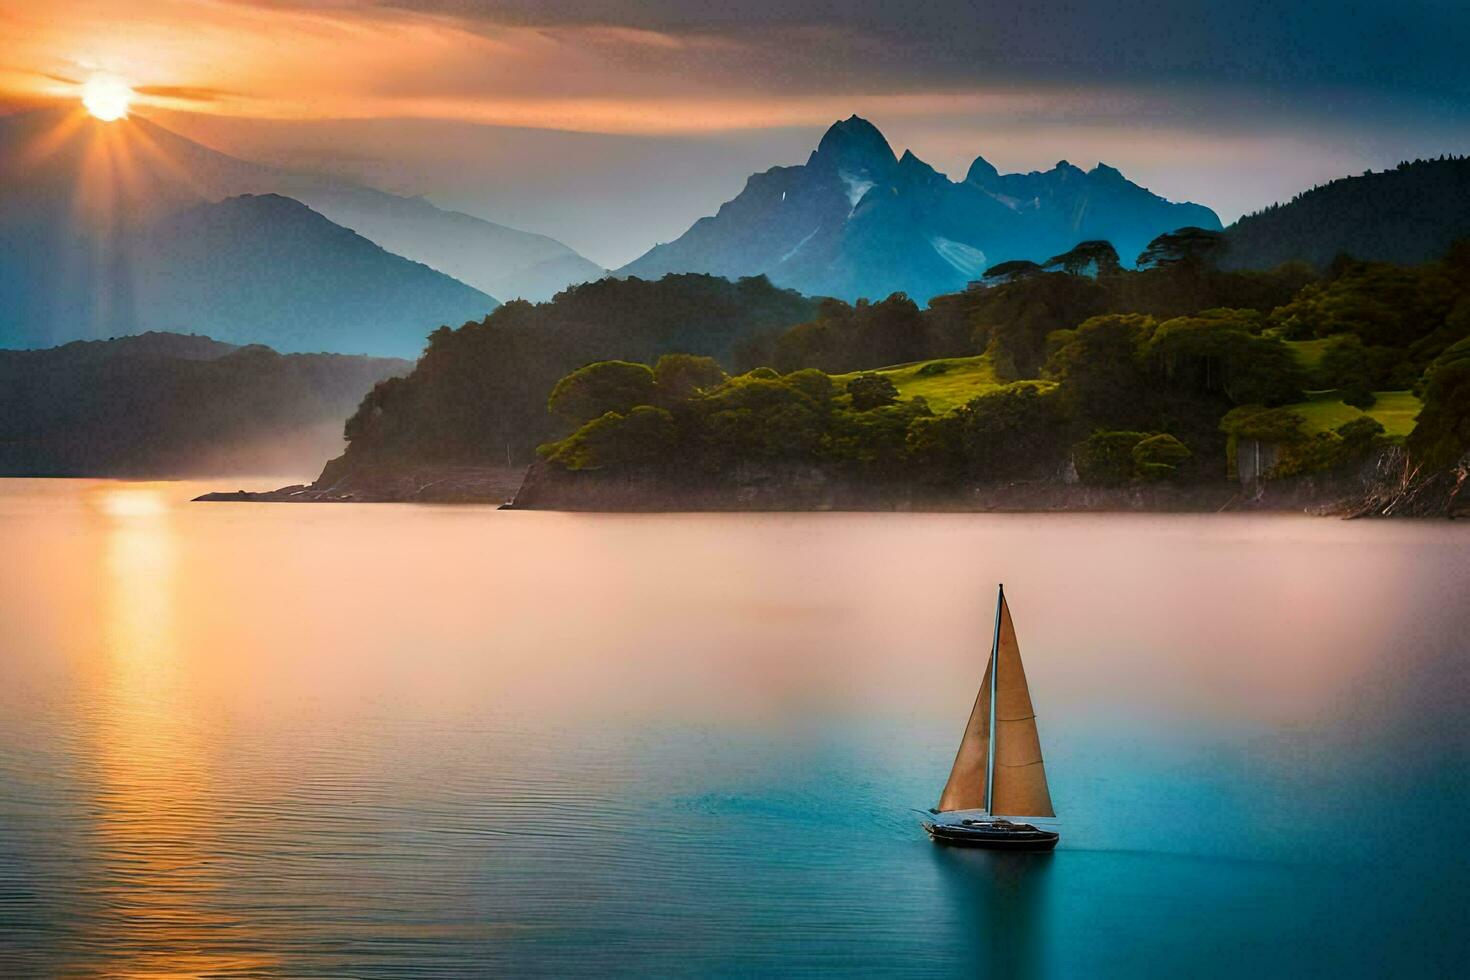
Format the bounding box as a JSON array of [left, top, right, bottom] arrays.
[[4, 0, 1468, 266]]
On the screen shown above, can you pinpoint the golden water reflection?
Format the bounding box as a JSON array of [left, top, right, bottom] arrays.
[[84, 485, 277, 976]]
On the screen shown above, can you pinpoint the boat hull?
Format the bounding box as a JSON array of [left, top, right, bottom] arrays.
[[923, 821, 1059, 851]]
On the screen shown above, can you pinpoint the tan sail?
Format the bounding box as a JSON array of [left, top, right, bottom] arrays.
[[937, 656, 992, 812], [990, 595, 1054, 817]]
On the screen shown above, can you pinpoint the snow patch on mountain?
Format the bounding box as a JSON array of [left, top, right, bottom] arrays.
[[779, 227, 820, 264], [840, 171, 875, 214], [929, 237, 988, 277]]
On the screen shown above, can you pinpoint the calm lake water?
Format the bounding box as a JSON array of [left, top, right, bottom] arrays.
[[1, 478, 1467, 977]]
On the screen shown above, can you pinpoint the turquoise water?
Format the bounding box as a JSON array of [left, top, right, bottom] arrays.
[[0, 479, 1466, 976]]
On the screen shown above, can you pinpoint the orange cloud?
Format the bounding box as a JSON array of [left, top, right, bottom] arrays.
[[0, 0, 1148, 135]]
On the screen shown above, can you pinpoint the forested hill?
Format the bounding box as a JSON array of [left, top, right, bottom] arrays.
[[339, 273, 820, 464], [1224, 157, 1470, 270], [0, 333, 410, 477], [531, 245, 1470, 506]]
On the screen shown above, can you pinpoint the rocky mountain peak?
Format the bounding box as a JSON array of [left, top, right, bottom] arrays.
[[966, 155, 1001, 187], [808, 115, 898, 177]]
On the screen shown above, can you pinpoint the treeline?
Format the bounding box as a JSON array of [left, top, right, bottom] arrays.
[[0, 333, 409, 476], [1222, 156, 1470, 271], [537, 242, 1470, 484], [537, 308, 1302, 486], [735, 237, 1312, 379]]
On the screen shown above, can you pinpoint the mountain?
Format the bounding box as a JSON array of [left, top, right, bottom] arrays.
[[125, 194, 498, 357], [291, 185, 605, 302], [0, 109, 599, 351], [1223, 157, 1470, 270], [0, 331, 411, 477], [616, 115, 1220, 304]]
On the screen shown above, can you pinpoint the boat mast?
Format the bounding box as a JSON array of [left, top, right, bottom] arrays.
[[985, 583, 1003, 816]]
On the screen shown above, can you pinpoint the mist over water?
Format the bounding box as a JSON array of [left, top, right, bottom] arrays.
[[1, 479, 1466, 976]]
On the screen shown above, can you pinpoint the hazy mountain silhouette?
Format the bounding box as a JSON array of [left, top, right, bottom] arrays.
[[0, 331, 410, 477], [125, 194, 497, 357], [1223, 157, 1470, 270], [297, 185, 605, 302], [0, 109, 599, 352], [617, 115, 1220, 303]]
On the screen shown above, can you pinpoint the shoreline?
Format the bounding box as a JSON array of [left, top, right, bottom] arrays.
[[191, 459, 1440, 517]]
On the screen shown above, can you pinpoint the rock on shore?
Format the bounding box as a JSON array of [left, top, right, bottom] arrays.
[[196, 456, 526, 504]]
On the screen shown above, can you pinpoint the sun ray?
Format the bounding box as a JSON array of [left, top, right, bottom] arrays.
[[126, 121, 211, 199], [11, 109, 91, 174]]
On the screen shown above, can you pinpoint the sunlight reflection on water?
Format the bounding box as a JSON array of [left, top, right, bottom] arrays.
[[0, 479, 1466, 976]]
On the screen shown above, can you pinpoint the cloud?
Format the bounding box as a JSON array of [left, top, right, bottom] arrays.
[[4, 0, 1468, 136], [132, 84, 238, 106], [214, 0, 1470, 100]]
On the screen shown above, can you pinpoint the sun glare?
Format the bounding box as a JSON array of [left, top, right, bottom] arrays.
[[81, 73, 134, 121]]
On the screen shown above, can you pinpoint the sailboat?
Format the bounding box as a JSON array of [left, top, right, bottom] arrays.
[[923, 585, 1059, 850]]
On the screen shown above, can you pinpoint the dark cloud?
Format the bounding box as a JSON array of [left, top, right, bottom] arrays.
[[260, 0, 1470, 101]]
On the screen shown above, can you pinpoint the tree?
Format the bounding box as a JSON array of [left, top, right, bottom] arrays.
[[770, 293, 930, 374], [959, 381, 1068, 480], [781, 368, 836, 408], [982, 259, 1044, 283], [824, 399, 932, 472], [1270, 259, 1459, 348], [1147, 313, 1306, 406], [1073, 431, 1149, 485], [847, 373, 899, 410], [976, 273, 1111, 380], [1043, 240, 1122, 277], [1219, 405, 1308, 444], [1408, 337, 1470, 468], [1218, 405, 1308, 478], [1136, 227, 1227, 270], [653, 353, 727, 401], [1269, 415, 1386, 478], [905, 412, 967, 483], [1132, 433, 1192, 480], [538, 406, 676, 470], [547, 360, 658, 427], [691, 373, 826, 461], [1045, 314, 1155, 430]]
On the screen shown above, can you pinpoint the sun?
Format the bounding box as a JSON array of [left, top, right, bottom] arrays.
[[81, 73, 134, 121]]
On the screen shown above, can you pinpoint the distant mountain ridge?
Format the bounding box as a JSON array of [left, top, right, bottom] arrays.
[[0, 109, 602, 353], [617, 115, 1220, 303], [294, 184, 605, 302], [127, 194, 498, 357], [1223, 157, 1470, 270]]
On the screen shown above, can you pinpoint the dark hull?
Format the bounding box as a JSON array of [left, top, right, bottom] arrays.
[[923, 823, 1059, 851]]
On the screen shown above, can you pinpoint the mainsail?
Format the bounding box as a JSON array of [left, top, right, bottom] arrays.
[[937, 587, 1054, 817], [989, 593, 1054, 817]]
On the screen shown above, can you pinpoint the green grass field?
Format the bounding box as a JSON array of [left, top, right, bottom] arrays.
[[833, 351, 1424, 439], [832, 354, 1002, 413], [1285, 337, 1335, 373], [1285, 390, 1421, 438]]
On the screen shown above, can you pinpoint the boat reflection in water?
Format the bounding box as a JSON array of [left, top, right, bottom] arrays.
[[930, 846, 1055, 976]]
